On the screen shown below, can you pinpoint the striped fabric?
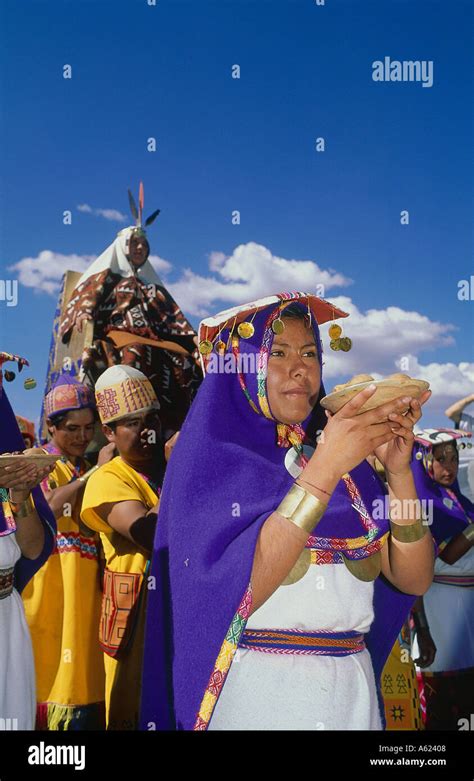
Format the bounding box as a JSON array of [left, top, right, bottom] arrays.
[[239, 628, 366, 656], [433, 574, 474, 587]]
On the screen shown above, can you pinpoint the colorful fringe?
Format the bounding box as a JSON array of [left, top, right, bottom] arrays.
[[36, 701, 106, 731]]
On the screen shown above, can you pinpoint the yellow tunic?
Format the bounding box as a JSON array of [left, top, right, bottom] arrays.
[[81, 456, 158, 730], [22, 453, 105, 730]]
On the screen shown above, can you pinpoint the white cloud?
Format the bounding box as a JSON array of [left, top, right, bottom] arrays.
[[166, 242, 353, 317], [396, 355, 474, 414], [96, 208, 128, 222], [77, 203, 127, 222], [8, 250, 174, 295], [148, 254, 173, 275], [319, 295, 456, 382], [316, 297, 469, 418], [8, 251, 95, 295]]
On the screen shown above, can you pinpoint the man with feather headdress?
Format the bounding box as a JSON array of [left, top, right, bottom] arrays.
[[59, 184, 201, 435]]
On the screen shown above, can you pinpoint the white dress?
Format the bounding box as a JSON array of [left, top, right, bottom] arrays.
[[0, 533, 36, 730], [209, 561, 383, 730], [412, 546, 474, 672]]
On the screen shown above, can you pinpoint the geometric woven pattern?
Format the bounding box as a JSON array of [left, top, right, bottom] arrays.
[[194, 585, 252, 730], [99, 569, 143, 658], [239, 628, 366, 656], [54, 531, 99, 560]]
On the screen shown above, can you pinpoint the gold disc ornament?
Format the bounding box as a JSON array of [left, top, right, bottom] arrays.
[[199, 339, 213, 355], [342, 550, 381, 582], [328, 323, 342, 339], [237, 321, 255, 339], [272, 318, 285, 335], [214, 340, 226, 354], [281, 548, 311, 585], [339, 337, 352, 352], [330, 339, 341, 351]]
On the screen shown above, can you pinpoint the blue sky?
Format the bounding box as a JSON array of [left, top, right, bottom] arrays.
[[0, 0, 472, 428]]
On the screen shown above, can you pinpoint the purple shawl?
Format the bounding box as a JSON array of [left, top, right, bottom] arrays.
[[141, 297, 416, 730], [0, 389, 56, 592], [411, 442, 474, 550]]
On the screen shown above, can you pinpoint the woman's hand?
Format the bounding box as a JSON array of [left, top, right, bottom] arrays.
[[0, 457, 54, 495], [303, 385, 415, 491], [374, 390, 431, 478]]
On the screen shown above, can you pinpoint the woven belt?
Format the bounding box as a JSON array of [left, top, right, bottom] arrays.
[[433, 574, 474, 588], [239, 628, 366, 656], [0, 567, 15, 600]]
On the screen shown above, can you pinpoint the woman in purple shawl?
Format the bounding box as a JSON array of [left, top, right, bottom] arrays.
[[410, 429, 474, 730], [0, 352, 56, 729], [141, 292, 434, 730]]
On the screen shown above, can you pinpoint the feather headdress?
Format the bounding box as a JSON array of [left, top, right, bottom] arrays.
[[127, 181, 160, 236]]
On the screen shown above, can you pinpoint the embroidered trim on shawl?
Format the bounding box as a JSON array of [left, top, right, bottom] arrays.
[[193, 585, 252, 731], [53, 532, 99, 560], [308, 534, 388, 564], [306, 474, 387, 557]]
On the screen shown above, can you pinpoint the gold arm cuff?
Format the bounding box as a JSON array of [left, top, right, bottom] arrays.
[[276, 483, 327, 535], [390, 517, 427, 543], [78, 465, 99, 484], [9, 493, 35, 519], [462, 525, 474, 543]]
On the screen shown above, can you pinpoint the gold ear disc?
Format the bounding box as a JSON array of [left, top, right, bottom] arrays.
[[199, 339, 213, 355], [272, 318, 285, 335], [339, 337, 352, 352], [237, 321, 255, 339], [330, 339, 341, 351]]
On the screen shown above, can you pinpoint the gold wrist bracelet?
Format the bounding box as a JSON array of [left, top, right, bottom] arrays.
[[78, 465, 99, 484], [462, 525, 474, 544], [390, 517, 427, 543], [9, 493, 35, 519], [276, 483, 327, 535]]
